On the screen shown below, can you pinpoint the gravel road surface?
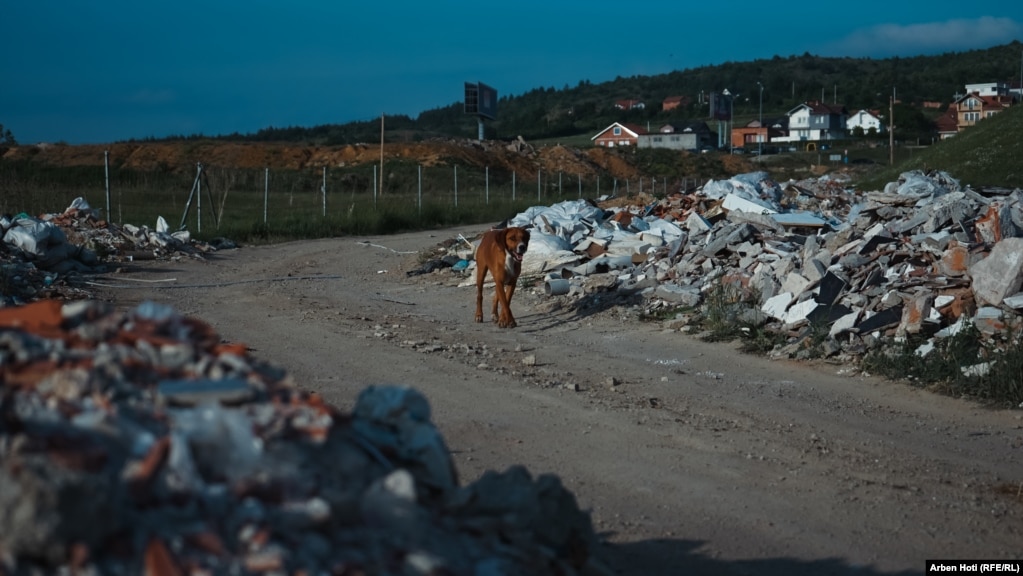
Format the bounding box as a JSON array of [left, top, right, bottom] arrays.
[[92, 229, 1023, 576]]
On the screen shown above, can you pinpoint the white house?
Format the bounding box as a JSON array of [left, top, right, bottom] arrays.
[[963, 82, 1011, 98], [846, 109, 885, 135], [775, 101, 848, 143]]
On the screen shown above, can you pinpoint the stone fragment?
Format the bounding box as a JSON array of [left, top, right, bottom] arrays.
[[762, 292, 794, 321], [970, 237, 1023, 306]]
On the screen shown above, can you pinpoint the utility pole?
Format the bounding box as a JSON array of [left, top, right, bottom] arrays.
[[757, 81, 764, 157], [379, 114, 385, 195], [889, 88, 895, 166]]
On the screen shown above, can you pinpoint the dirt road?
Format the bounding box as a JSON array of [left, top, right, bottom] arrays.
[[91, 229, 1023, 576]]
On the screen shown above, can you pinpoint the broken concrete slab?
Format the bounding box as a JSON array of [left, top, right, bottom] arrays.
[[969, 237, 1023, 306]]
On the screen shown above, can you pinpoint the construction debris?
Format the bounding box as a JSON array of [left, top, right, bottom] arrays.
[[446, 169, 1023, 364], [1, 198, 220, 307], [0, 300, 602, 575]]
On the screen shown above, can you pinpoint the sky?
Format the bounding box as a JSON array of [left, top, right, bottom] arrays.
[[3, 1, 1022, 145]]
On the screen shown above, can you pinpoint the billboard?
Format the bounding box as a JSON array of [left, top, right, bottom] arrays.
[[464, 81, 498, 120], [709, 92, 732, 121]]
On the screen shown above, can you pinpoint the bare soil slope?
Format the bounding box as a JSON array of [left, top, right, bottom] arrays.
[[2, 138, 766, 187], [89, 228, 1023, 576]]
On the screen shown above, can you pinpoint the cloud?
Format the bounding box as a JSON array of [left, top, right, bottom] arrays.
[[828, 17, 1022, 57]]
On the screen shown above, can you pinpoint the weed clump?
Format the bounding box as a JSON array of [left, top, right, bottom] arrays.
[[692, 280, 785, 354], [862, 323, 1023, 407]]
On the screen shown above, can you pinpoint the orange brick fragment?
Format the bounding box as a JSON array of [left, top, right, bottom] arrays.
[[0, 300, 64, 333], [144, 538, 183, 576]]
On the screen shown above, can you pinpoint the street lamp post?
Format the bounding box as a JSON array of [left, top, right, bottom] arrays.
[[757, 81, 763, 158], [722, 89, 732, 152]]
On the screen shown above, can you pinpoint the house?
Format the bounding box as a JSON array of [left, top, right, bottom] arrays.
[[591, 122, 647, 147], [730, 117, 786, 148], [661, 95, 689, 112], [1011, 80, 1023, 101], [954, 92, 1013, 131], [935, 106, 959, 140], [847, 109, 885, 135], [776, 100, 848, 143], [614, 99, 645, 111], [730, 121, 764, 149], [637, 121, 715, 151], [963, 82, 1011, 98]]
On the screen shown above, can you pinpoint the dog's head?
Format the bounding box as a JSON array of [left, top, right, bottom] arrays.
[[505, 226, 530, 262]]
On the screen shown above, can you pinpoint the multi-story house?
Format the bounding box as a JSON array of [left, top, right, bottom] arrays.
[[846, 109, 885, 135], [775, 101, 848, 143], [954, 92, 1013, 131], [591, 122, 646, 147]]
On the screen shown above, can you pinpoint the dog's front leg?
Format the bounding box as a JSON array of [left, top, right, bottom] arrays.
[[495, 282, 516, 328]]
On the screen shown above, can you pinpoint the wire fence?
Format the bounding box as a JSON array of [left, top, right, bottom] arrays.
[[1, 157, 688, 238]]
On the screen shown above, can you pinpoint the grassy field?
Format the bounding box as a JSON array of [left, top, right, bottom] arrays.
[[1, 159, 619, 243], [858, 102, 1023, 190]]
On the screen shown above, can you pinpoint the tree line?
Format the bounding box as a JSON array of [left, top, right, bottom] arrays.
[[175, 40, 1023, 146]]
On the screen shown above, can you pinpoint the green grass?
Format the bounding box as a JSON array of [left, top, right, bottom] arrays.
[[861, 323, 1023, 407], [0, 161, 573, 244], [687, 279, 786, 354], [858, 103, 1023, 190]]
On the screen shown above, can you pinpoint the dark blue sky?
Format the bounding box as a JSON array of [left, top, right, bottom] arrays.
[[3, 1, 1021, 144]]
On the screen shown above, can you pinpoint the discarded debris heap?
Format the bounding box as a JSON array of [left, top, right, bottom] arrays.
[[0, 300, 601, 575], [444, 170, 1023, 369]]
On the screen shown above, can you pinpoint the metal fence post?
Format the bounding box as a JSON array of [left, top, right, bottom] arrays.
[[103, 150, 110, 222]]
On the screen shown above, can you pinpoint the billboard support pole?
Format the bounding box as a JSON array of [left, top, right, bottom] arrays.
[[465, 81, 497, 142]]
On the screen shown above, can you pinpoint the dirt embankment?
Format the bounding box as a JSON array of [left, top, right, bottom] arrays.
[[2, 138, 740, 183]]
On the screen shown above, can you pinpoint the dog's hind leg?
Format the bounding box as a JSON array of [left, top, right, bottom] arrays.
[[474, 264, 488, 323], [491, 283, 502, 324]]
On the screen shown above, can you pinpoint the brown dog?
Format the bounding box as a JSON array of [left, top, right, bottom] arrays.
[[474, 226, 531, 328]]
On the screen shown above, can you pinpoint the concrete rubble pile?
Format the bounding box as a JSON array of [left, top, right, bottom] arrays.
[[457, 169, 1023, 363], [0, 300, 601, 575], [1, 198, 224, 307]]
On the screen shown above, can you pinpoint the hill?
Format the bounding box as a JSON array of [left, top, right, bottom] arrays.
[[214, 41, 1023, 146], [861, 99, 1023, 189]]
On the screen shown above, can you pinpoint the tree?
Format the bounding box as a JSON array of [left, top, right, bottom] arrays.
[[0, 123, 16, 145]]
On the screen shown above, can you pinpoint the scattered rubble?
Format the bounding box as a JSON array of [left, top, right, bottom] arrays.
[[444, 169, 1023, 367], [4, 167, 1021, 573], [1, 198, 221, 307], [0, 300, 604, 575]]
